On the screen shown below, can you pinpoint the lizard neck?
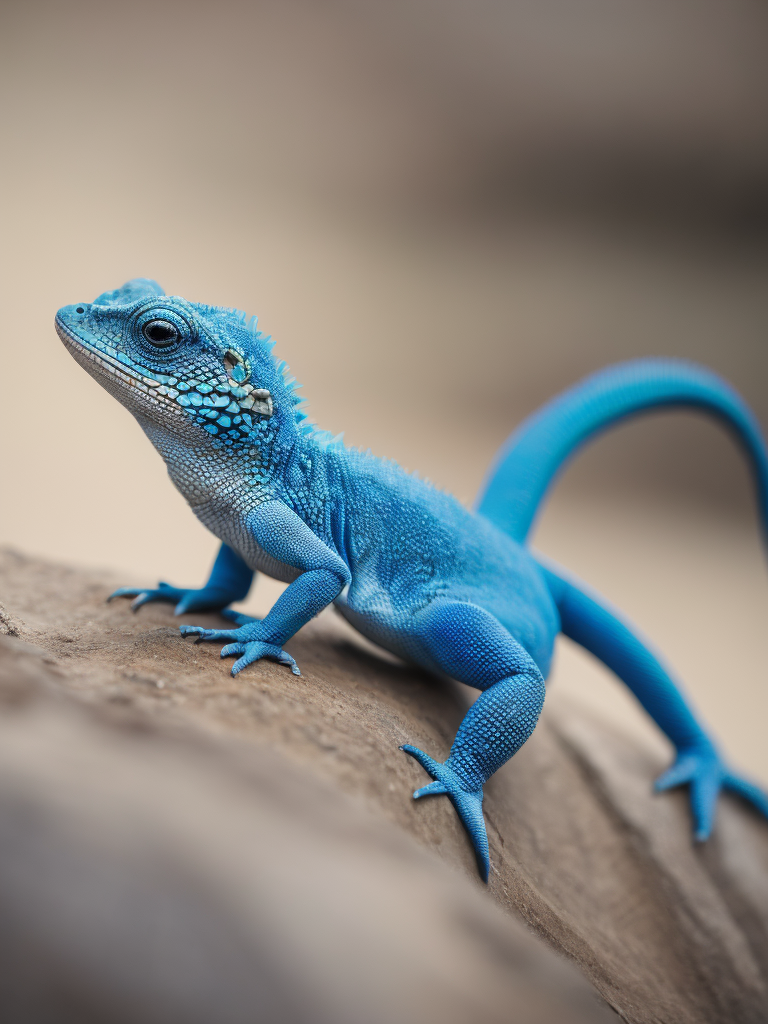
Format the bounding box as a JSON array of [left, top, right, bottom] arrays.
[[139, 418, 268, 512]]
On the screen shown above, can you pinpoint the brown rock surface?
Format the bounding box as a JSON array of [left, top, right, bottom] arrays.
[[1, 546, 768, 1022]]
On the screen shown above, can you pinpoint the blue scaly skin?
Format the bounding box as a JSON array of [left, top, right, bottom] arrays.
[[55, 279, 768, 880]]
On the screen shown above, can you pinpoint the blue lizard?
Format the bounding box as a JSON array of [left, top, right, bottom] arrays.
[[55, 278, 768, 880]]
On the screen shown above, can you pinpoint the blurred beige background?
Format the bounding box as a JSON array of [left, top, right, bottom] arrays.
[[1, 0, 768, 778]]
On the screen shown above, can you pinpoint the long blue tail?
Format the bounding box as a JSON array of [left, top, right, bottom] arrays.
[[475, 359, 768, 544]]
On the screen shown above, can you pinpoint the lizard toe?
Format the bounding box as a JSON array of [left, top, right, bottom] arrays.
[[401, 744, 489, 881], [228, 641, 300, 677]]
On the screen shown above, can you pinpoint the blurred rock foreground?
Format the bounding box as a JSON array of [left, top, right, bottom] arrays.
[[1, 548, 768, 1024]]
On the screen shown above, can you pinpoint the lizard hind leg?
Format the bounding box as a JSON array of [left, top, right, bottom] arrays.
[[539, 559, 768, 840], [401, 601, 546, 881]]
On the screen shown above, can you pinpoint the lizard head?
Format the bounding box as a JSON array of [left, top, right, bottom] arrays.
[[55, 279, 307, 454]]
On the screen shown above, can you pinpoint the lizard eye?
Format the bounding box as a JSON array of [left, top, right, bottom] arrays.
[[143, 319, 179, 347]]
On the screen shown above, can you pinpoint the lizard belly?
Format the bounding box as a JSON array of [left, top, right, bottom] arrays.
[[335, 535, 558, 676], [333, 562, 431, 663], [334, 592, 418, 662]]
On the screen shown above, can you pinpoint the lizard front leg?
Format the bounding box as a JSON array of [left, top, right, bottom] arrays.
[[109, 542, 254, 615], [179, 501, 350, 676]]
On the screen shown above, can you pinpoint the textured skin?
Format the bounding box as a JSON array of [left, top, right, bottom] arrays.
[[55, 280, 768, 880]]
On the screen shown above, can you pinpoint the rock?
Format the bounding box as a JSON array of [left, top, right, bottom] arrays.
[[1, 546, 767, 1022]]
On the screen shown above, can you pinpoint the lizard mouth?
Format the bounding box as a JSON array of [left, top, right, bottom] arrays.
[[55, 314, 187, 420], [55, 311, 272, 442]]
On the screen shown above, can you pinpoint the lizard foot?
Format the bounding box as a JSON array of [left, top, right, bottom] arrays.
[[179, 623, 300, 677], [221, 641, 300, 677], [655, 747, 768, 840], [400, 743, 489, 881], [109, 582, 237, 615]]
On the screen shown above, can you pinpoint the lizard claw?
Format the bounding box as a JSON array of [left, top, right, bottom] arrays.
[[401, 743, 489, 881], [220, 641, 300, 676], [413, 779, 449, 798], [107, 585, 171, 612], [180, 624, 300, 676], [109, 582, 237, 615], [179, 625, 240, 644]]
